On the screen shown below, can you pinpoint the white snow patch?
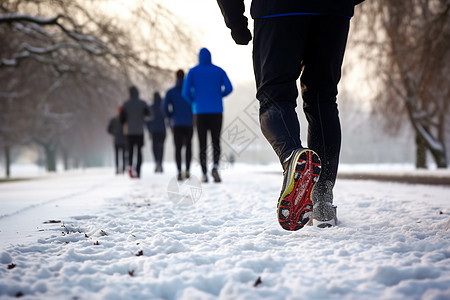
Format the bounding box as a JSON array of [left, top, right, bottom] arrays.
[[0, 162, 449, 299]]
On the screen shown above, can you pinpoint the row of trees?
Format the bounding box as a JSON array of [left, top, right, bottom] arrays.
[[352, 0, 450, 168], [1, 1, 448, 176], [0, 0, 196, 176]]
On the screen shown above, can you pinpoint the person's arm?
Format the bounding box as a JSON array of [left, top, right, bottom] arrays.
[[144, 103, 151, 117], [216, 0, 251, 45], [146, 105, 154, 131], [221, 71, 233, 97], [161, 96, 171, 126], [181, 71, 194, 104], [163, 92, 172, 118], [119, 106, 126, 124], [107, 119, 114, 135]]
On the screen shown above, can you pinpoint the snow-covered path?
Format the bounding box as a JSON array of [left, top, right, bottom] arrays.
[[0, 164, 449, 299]]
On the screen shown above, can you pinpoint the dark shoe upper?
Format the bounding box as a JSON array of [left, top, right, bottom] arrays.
[[202, 174, 208, 183], [211, 168, 221, 183], [311, 179, 336, 222]]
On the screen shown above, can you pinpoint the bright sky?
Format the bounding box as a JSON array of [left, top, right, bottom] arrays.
[[164, 0, 255, 85]]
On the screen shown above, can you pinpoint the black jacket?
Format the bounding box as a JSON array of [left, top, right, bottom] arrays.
[[107, 117, 126, 146], [120, 87, 150, 136], [147, 92, 166, 134], [218, 0, 365, 33]]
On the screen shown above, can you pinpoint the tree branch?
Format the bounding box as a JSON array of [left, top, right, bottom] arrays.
[[0, 13, 63, 25]]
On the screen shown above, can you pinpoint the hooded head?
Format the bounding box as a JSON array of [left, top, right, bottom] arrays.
[[199, 48, 211, 65], [129, 85, 139, 99], [175, 69, 184, 89], [176, 69, 185, 81]]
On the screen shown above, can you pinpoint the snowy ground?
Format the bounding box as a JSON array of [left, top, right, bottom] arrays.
[[0, 163, 449, 300]]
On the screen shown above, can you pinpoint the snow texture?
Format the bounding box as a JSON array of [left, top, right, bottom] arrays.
[[0, 163, 449, 300]]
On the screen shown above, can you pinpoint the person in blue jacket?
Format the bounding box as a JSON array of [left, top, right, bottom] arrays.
[[147, 92, 167, 173], [182, 48, 233, 183], [163, 69, 194, 181], [216, 0, 365, 229]]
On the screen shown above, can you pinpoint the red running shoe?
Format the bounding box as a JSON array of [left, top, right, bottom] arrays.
[[277, 149, 321, 231]]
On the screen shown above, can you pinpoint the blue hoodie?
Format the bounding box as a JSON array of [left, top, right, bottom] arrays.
[[182, 48, 233, 115], [163, 79, 193, 127]]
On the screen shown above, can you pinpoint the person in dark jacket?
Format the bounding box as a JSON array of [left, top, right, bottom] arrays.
[[107, 106, 127, 174], [217, 0, 365, 229], [120, 85, 150, 178], [182, 48, 233, 183], [163, 69, 194, 181], [147, 92, 166, 173]]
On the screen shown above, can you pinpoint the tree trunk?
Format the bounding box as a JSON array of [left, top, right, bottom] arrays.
[[4, 145, 11, 178], [62, 148, 69, 171], [415, 127, 447, 169], [429, 146, 448, 168], [44, 145, 57, 172], [415, 133, 427, 169], [436, 111, 448, 168], [405, 96, 448, 169]]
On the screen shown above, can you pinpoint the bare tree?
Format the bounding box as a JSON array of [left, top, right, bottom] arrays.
[[0, 0, 197, 175], [352, 0, 450, 168]]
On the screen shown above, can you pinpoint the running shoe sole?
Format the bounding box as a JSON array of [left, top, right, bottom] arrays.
[[277, 149, 321, 231]]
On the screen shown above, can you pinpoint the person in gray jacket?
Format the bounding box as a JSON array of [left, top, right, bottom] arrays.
[[120, 86, 150, 178]]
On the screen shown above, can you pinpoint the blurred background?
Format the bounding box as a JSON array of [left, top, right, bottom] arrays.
[[1, 0, 449, 178]]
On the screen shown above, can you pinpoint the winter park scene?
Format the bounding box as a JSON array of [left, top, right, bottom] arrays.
[[1, 1, 450, 300]]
